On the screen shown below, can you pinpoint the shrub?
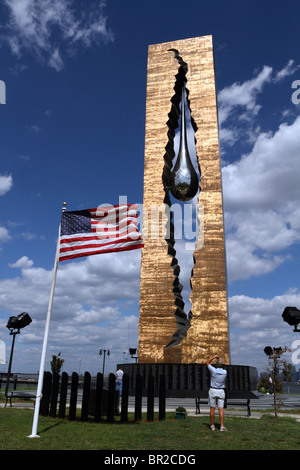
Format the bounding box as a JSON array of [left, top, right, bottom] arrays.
[[175, 406, 186, 413]]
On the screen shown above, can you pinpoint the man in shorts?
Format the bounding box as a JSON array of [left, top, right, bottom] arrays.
[[206, 354, 227, 431]]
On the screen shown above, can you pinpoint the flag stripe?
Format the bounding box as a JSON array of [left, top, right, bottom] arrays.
[[60, 235, 143, 253], [59, 240, 143, 261], [60, 229, 141, 245]]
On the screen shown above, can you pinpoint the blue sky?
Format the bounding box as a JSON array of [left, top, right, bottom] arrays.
[[0, 0, 300, 375]]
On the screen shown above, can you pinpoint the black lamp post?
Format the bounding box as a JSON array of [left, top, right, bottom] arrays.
[[5, 312, 32, 398], [99, 349, 110, 375], [282, 306, 300, 332], [129, 348, 138, 363]]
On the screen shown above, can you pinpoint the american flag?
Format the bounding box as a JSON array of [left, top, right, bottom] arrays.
[[59, 204, 143, 262]]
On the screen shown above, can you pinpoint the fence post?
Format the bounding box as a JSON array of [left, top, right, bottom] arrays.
[[58, 372, 68, 419], [69, 372, 78, 421], [40, 371, 52, 416], [121, 373, 129, 422], [159, 374, 166, 421], [81, 371, 91, 421], [135, 373, 142, 421], [50, 372, 60, 418], [94, 372, 103, 422], [147, 374, 154, 422], [107, 373, 115, 423]]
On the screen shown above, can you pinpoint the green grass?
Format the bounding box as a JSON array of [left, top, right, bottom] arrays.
[[1, 408, 300, 450]]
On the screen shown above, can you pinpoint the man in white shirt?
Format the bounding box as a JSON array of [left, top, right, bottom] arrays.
[[115, 367, 124, 396], [206, 354, 227, 431]]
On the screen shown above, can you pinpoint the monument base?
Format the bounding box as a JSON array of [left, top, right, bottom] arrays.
[[117, 363, 258, 399]]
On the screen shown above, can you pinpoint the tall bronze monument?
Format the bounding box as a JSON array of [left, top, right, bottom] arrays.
[[138, 35, 230, 365]]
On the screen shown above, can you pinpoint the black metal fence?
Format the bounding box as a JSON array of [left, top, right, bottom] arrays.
[[40, 371, 166, 422], [118, 363, 258, 398]]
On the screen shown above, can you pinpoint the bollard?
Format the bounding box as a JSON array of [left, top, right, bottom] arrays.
[[135, 374, 142, 421], [147, 374, 154, 422], [81, 371, 91, 421], [58, 372, 68, 419], [69, 372, 78, 421]]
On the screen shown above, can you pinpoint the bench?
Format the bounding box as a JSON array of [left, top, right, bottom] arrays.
[[5, 390, 36, 408], [195, 397, 251, 417]]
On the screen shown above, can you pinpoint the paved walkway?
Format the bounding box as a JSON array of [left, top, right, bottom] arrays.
[[169, 393, 300, 421]]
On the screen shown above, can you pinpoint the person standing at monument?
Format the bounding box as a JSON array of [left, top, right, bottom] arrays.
[[267, 375, 273, 394], [115, 367, 124, 396], [206, 354, 227, 431]]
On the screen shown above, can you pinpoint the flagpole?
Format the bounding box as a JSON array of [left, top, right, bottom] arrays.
[[28, 202, 66, 438]]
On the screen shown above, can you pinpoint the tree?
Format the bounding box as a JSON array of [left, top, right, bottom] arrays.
[[50, 352, 64, 374], [257, 375, 269, 394], [264, 346, 290, 418], [282, 361, 293, 393]]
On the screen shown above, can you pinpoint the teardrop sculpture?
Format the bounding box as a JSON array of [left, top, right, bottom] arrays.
[[170, 86, 199, 201]]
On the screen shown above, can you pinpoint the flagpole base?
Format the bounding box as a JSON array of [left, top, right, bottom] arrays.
[[28, 434, 40, 438]]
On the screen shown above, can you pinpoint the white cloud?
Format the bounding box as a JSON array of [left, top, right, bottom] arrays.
[[0, 174, 13, 196], [222, 116, 300, 282], [225, 235, 285, 282], [218, 65, 272, 126], [223, 118, 300, 211], [0, 174, 12, 249], [9, 256, 34, 269], [2, 0, 114, 71], [28, 124, 41, 133], [0, 251, 140, 317], [228, 291, 300, 370], [274, 59, 299, 83], [0, 175, 13, 248], [48, 48, 64, 72], [17, 231, 40, 241], [218, 127, 237, 148], [0, 250, 141, 372], [218, 60, 299, 150], [0, 226, 11, 245]]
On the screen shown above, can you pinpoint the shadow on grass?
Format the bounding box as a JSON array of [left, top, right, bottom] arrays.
[[38, 420, 64, 435]]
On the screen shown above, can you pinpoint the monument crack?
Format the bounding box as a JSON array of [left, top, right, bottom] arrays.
[[162, 48, 201, 348]]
